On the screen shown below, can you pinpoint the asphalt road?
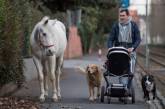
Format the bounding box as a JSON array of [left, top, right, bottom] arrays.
[[12, 54, 150, 109]]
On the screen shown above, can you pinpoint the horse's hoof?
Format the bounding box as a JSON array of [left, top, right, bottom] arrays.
[[52, 97, 58, 102], [58, 95, 61, 100], [39, 94, 45, 102], [89, 97, 94, 101], [94, 97, 97, 100], [52, 94, 58, 102], [39, 97, 45, 102]]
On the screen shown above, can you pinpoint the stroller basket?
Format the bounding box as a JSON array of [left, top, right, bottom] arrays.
[[110, 85, 127, 97]]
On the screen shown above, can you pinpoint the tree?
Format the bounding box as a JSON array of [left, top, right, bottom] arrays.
[[78, 6, 101, 53]]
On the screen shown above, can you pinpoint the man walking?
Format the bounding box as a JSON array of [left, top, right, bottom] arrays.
[[107, 8, 141, 74]]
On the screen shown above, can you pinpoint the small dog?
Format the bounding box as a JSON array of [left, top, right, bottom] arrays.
[[86, 64, 102, 101], [141, 74, 156, 101]]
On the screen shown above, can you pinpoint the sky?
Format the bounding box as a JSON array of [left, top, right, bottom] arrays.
[[130, 0, 151, 15]]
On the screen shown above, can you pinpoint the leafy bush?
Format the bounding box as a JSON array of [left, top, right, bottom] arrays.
[[0, 0, 24, 86], [78, 6, 101, 53]]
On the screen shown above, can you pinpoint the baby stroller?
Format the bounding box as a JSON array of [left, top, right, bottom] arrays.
[[101, 47, 135, 104]]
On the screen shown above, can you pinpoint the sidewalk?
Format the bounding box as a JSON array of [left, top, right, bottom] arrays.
[[12, 53, 148, 109], [23, 53, 104, 82], [0, 53, 152, 109]]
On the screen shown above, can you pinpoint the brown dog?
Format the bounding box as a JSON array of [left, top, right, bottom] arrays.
[[86, 64, 102, 101]]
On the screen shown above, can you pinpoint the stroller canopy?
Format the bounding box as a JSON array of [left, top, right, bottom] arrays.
[[107, 47, 130, 76]]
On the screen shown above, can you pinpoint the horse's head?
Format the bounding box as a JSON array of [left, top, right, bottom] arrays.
[[36, 16, 55, 56]]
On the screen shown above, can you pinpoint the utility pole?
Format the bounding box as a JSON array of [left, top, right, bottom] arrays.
[[145, 0, 149, 70]]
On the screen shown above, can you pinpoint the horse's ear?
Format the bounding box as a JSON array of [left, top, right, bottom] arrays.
[[42, 16, 49, 25], [44, 20, 48, 25]]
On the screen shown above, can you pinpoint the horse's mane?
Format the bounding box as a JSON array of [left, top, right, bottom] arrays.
[[34, 27, 39, 42]]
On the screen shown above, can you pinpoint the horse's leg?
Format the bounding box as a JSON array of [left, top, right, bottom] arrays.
[[48, 56, 57, 102], [43, 62, 48, 97], [33, 56, 45, 102], [56, 56, 63, 99]]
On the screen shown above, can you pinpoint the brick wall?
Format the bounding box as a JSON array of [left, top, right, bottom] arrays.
[[64, 26, 83, 59]]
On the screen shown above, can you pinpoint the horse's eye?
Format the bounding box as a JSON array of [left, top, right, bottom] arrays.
[[43, 33, 46, 36]]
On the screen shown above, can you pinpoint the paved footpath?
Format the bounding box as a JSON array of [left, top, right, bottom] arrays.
[[13, 54, 151, 109]]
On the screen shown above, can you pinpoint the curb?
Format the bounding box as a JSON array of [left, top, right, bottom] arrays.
[[0, 82, 19, 96], [156, 90, 165, 109]]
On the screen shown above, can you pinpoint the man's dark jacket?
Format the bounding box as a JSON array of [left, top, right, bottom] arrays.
[[107, 21, 141, 51]]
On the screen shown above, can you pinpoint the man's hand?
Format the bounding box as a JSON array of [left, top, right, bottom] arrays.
[[127, 47, 134, 53]]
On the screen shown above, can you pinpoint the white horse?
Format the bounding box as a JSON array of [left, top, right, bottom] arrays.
[[30, 16, 67, 102]]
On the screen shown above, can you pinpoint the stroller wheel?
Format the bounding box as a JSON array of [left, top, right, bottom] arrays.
[[107, 96, 111, 104], [100, 86, 105, 103], [123, 97, 127, 104], [131, 86, 135, 104]]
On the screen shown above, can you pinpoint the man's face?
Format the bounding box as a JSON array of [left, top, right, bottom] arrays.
[[119, 11, 129, 23]]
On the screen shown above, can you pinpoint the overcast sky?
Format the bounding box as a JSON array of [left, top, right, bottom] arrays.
[[130, 0, 151, 15]]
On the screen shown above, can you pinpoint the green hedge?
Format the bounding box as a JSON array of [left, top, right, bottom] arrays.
[[78, 6, 118, 53], [0, 0, 24, 86]]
